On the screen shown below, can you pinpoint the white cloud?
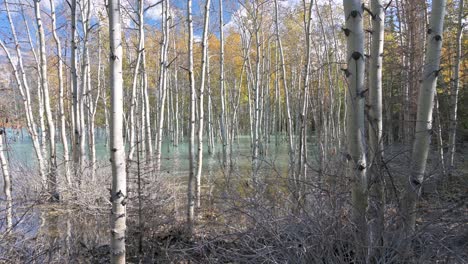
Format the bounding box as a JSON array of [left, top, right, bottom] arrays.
[[145, 0, 163, 21], [40, 0, 61, 11]]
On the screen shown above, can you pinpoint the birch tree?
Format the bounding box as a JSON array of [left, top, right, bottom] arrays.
[[367, 0, 386, 260], [108, 0, 127, 261], [403, 0, 446, 233], [50, 0, 71, 187], [0, 129, 12, 231], [219, 0, 228, 167], [196, 0, 211, 209], [35, 0, 58, 198], [71, 0, 82, 177], [187, 0, 196, 233], [448, 0, 464, 170], [2, 1, 46, 187], [155, 0, 170, 172], [342, 0, 368, 243]]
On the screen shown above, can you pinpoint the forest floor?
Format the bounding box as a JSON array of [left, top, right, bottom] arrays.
[[1, 144, 466, 263], [80, 144, 468, 263]]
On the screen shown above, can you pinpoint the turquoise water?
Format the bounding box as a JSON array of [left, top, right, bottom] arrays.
[[3, 128, 301, 178]]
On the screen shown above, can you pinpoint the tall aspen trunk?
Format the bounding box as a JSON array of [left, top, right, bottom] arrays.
[[295, 0, 313, 205], [402, 0, 446, 234], [207, 56, 214, 155], [196, 0, 211, 209], [172, 33, 179, 147], [71, 0, 81, 178], [49, 0, 71, 187], [0, 129, 12, 231], [88, 29, 102, 181], [140, 0, 153, 162], [35, 0, 58, 198], [108, 0, 127, 262], [448, 0, 463, 170], [219, 0, 228, 167], [434, 93, 446, 176], [252, 4, 262, 182], [275, 0, 295, 182], [156, 0, 170, 173], [187, 0, 196, 233], [79, 1, 91, 179], [0, 37, 46, 189], [367, 0, 385, 261], [342, 0, 368, 245]]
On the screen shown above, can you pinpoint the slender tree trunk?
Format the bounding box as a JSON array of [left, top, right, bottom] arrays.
[[0, 37, 46, 189], [140, 0, 153, 162], [50, 0, 71, 187], [156, 0, 170, 173], [71, 0, 81, 179], [434, 93, 446, 176], [34, 0, 58, 198], [196, 0, 211, 209], [108, 0, 127, 262], [0, 129, 12, 231], [402, 0, 446, 234], [187, 0, 196, 234], [342, 0, 368, 245], [367, 0, 385, 261], [448, 0, 463, 170], [219, 0, 228, 167]]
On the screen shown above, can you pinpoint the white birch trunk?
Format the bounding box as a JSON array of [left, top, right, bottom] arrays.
[[35, 0, 58, 198], [50, 0, 71, 187], [108, 0, 127, 261], [367, 0, 385, 260], [155, 0, 170, 173], [403, 0, 446, 233], [34, 0, 59, 200], [219, 0, 228, 167], [71, 0, 82, 178], [187, 0, 196, 233], [196, 0, 211, 209], [0, 130, 12, 231], [342, 0, 368, 243], [448, 0, 463, 169]]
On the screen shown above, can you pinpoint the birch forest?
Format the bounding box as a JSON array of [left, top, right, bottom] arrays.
[[0, 0, 467, 263]]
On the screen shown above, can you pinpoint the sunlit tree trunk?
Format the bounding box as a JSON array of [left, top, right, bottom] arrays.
[[35, 0, 58, 197], [448, 0, 463, 170], [139, 0, 153, 162], [108, 0, 127, 262], [219, 0, 228, 167], [342, 0, 368, 244], [367, 0, 385, 261], [0, 37, 46, 189], [187, 0, 196, 233], [196, 0, 211, 209], [71, 0, 82, 179], [0, 129, 12, 231], [402, 0, 446, 234], [155, 0, 170, 173], [49, 0, 71, 187]]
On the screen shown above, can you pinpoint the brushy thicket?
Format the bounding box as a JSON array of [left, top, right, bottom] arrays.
[[0, 145, 467, 263]]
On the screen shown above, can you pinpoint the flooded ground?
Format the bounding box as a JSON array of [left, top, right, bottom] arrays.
[[1, 130, 319, 262]]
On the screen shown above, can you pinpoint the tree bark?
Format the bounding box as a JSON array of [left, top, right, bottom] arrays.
[[402, 0, 446, 234], [0, 129, 12, 231], [448, 0, 464, 170], [187, 0, 196, 234], [342, 0, 368, 244], [196, 0, 211, 209], [108, 0, 127, 262], [367, 0, 385, 261], [50, 0, 71, 187]]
